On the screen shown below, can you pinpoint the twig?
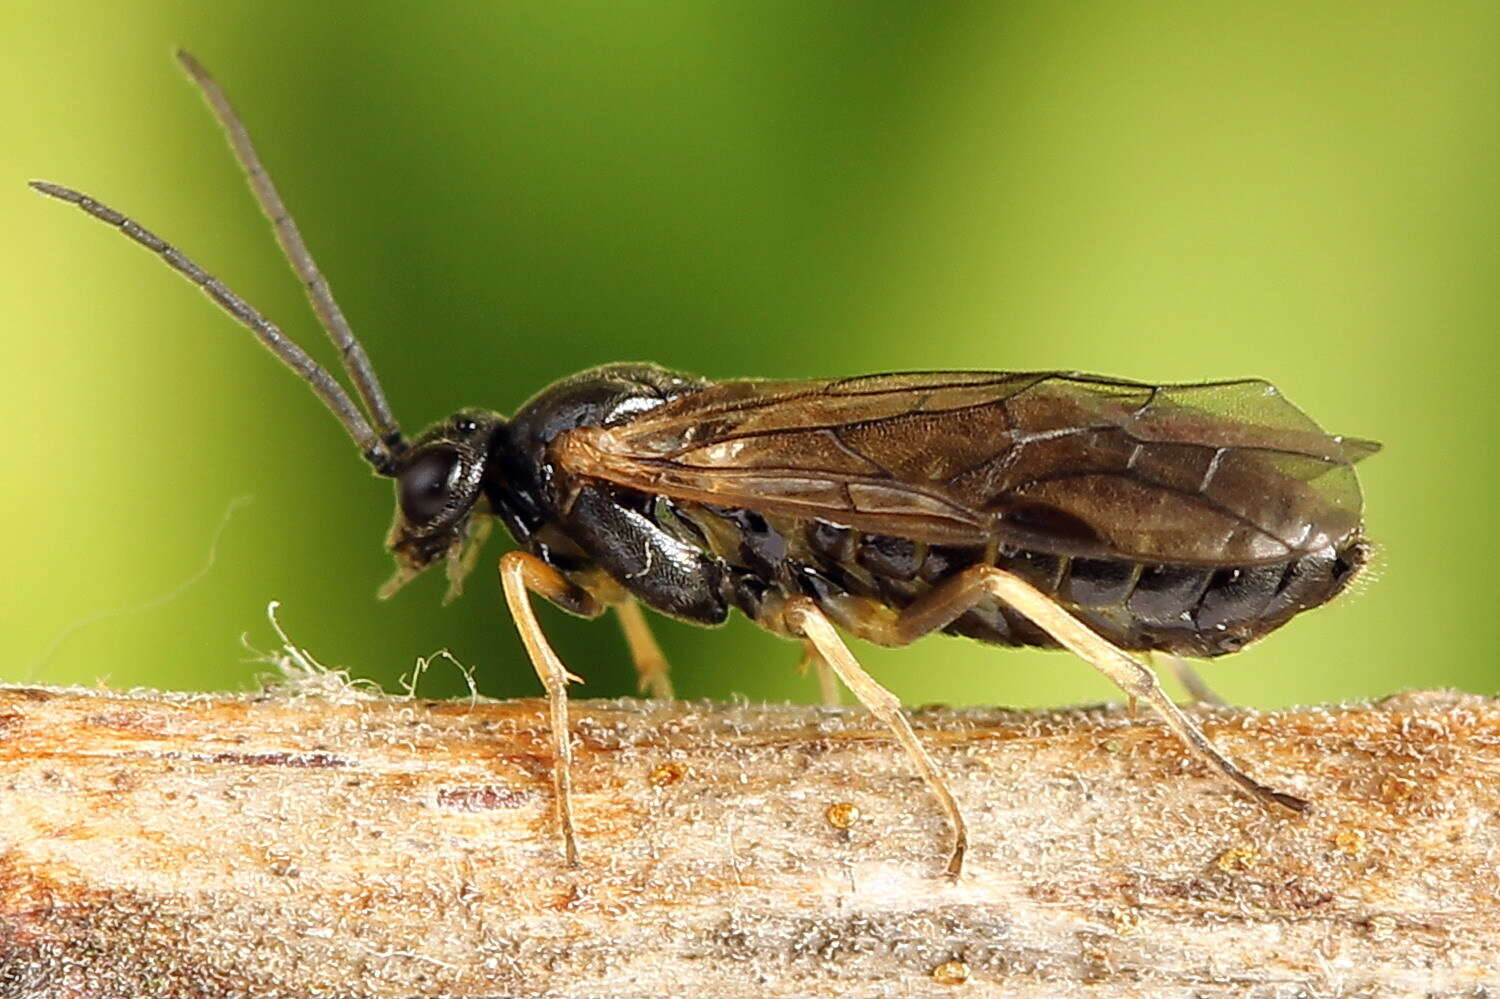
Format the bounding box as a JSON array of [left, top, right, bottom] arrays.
[[0, 682, 1495, 997]]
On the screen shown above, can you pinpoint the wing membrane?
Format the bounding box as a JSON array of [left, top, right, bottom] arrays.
[[555, 372, 1374, 565]]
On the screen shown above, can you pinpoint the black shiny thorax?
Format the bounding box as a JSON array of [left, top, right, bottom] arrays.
[[472, 364, 734, 625], [487, 363, 710, 546]]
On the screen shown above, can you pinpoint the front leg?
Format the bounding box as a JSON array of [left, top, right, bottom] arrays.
[[615, 599, 674, 699], [499, 551, 605, 868]]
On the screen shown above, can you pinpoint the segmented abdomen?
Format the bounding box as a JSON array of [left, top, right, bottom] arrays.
[[697, 506, 1368, 657]]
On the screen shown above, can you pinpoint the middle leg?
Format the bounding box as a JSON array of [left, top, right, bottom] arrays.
[[784, 597, 967, 879], [796, 640, 843, 706]]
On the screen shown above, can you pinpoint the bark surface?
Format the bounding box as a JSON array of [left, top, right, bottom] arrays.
[[0, 678, 1495, 998]]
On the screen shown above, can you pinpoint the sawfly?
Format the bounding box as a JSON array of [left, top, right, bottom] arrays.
[[32, 52, 1377, 878]]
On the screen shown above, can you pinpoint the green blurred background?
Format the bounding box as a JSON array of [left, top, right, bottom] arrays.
[[3, 1, 1495, 709]]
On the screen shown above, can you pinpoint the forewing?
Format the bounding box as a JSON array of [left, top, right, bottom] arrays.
[[555, 372, 1374, 565]]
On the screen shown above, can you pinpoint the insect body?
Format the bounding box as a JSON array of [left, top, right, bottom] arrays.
[[33, 54, 1377, 878], [554, 371, 1375, 661]]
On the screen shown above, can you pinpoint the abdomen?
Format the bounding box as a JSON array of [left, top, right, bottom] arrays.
[[930, 537, 1369, 656], [680, 504, 1370, 658]]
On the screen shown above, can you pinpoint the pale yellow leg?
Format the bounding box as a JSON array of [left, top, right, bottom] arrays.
[[499, 551, 603, 868], [1154, 651, 1228, 706], [784, 597, 967, 879], [797, 640, 842, 706], [891, 565, 1304, 814], [616, 600, 674, 700]]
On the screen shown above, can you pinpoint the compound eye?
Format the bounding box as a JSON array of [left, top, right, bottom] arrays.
[[398, 447, 463, 524]]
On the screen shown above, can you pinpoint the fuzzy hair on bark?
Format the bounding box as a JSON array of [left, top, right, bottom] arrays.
[[0, 677, 1496, 998]]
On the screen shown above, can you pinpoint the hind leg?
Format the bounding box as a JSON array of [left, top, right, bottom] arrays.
[[1154, 651, 1227, 706], [895, 566, 1306, 814]]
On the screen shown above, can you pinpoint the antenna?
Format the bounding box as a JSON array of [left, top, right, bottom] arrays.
[[28, 51, 404, 474], [175, 50, 402, 449], [29, 180, 397, 474]]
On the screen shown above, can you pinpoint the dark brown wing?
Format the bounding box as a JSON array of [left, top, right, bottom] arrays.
[[554, 371, 1376, 565]]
